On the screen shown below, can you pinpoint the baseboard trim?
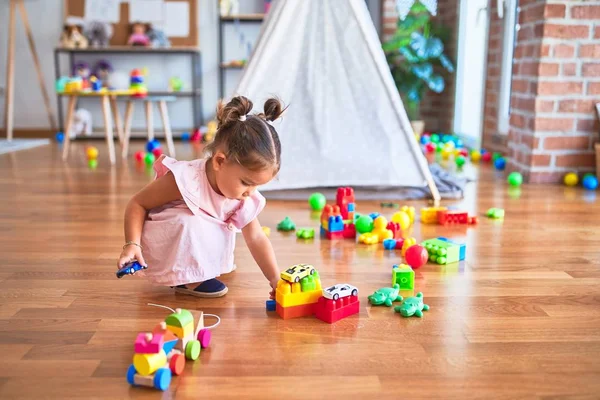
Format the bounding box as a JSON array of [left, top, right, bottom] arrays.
[[0, 129, 54, 139]]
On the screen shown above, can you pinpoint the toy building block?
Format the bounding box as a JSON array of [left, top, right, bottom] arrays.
[[394, 292, 430, 318], [421, 207, 447, 224], [380, 202, 400, 208], [421, 237, 464, 265], [296, 228, 315, 239], [336, 187, 355, 219], [369, 212, 380, 220], [437, 210, 476, 225], [383, 238, 396, 250], [386, 221, 403, 239], [342, 223, 356, 239], [266, 299, 276, 311], [395, 238, 405, 250], [127, 364, 172, 391], [392, 264, 415, 290], [165, 309, 194, 340], [486, 208, 505, 219], [358, 232, 379, 244], [262, 226, 271, 236], [135, 332, 165, 354], [437, 237, 466, 261], [277, 217, 296, 231], [315, 295, 360, 324], [400, 206, 416, 224], [276, 302, 317, 319], [346, 203, 355, 221], [133, 349, 168, 376], [368, 284, 403, 307], [321, 205, 341, 225], [401, 237, 416, 256], [328, 215, 344, 232], [276, 277, 322, 308], [322, 226, 345, 240]]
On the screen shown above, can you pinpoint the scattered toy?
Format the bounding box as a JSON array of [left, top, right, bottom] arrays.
[[394, 292, 429, 318]]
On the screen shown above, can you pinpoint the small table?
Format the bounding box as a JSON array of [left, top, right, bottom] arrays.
[[59, 90, 131, 165]]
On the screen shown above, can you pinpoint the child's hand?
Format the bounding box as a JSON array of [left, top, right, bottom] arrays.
[[269, 277, 278, 300], [117, 244, 147, 270]]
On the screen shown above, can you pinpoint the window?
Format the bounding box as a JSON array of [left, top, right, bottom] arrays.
[[497, 0, 519, 134]]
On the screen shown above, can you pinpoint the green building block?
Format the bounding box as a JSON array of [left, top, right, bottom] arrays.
[[486, 208, 505, 219], [422, 238, 460, 265], [296, 228, 315, 239], [165, 308, 193, 328], [392, 264, 415, 290], [277, 217, 296, 231], [300, 271, 320, 292]]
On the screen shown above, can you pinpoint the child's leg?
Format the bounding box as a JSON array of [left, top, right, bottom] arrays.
[[173, 278, 228, 298]]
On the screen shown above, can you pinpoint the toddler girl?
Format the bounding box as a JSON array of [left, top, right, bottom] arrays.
[[117, 96, 283, 298]]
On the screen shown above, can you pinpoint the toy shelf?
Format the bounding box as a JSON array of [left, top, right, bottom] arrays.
[[219, 63, 245, 70], [53, 47, 203, 132], [220, 14, 265, 22]]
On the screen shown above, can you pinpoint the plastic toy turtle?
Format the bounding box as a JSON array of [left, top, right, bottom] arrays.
[[277, 217, 296, 231], [394, 292, 430, 318], [296, 228, 315, 239], [367, 284, 403, 307]]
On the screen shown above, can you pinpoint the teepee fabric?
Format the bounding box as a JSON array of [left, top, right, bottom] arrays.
[[233, 0, 438, 200]]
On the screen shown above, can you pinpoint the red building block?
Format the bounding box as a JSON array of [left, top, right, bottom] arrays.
[[395, 238, 405, 250], [386, 221, 403, 239], [321, 205, 341, 223], [325, 230, 345, 240], [342, 223, 356, 239], [336, 187, 355, 219], [437, 210, 469, 225], [315, 296, 360, 324], [276, 302, 317, 319]]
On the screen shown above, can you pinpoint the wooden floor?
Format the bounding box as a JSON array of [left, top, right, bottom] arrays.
[[1, 141, 600, 399]]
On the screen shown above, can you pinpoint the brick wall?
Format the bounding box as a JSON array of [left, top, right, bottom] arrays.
[[381, 0, 459, 133], [483, 0, 600, 183]]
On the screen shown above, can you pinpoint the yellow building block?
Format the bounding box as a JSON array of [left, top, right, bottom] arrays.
[[400, 206, 415, 224], [358, 232, 379, 244], [402, 237, 416, 256], [276, 278, 322, 308], [166, 323, 193, 340], [420, 207, 447, 224], [133, 350, 167, 376]]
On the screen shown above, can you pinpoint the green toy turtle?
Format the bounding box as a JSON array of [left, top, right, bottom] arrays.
[[277, 217, 296, 231], [367, 284, 403, 307], [394, 292, 430, 318]]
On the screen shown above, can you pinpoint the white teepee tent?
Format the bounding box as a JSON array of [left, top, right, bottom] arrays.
[[233, 0, 440, 202]]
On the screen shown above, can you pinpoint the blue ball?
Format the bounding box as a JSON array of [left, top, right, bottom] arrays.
[[420, 135, 430, 145], [369, 212, 380, 220], [582, 175, 598, 190], [55, 132, 64, 143], [181, 132, 190, 141], [146, 140, 161, 153], [494, 157, 506, 171], [481, 148, 488, 155]]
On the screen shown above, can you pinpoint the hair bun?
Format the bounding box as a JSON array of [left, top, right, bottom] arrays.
[[216, 96, 253, 128], [263, 97, 286, 122]]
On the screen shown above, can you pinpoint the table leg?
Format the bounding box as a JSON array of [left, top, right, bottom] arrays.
[[101, 96, 116, 165], [122, 100, 135, 158], [145, 100, 154, 141], [109, 96, 124, 145], [158, 100, 176, 157], [61, 95, 78, 161]]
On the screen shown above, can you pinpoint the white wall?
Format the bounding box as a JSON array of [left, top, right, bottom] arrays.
[[0, 0, 264, 133], [0, 0, 379, 134]]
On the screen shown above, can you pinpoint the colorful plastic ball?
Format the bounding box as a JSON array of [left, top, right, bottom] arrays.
[[456, 139, 464, 148], [355, 215, 374, 234], [492, 152, 503, 161], [583, 173, 595, 180], [86, 146, 98, 160], [494, 157, 506, 171], [582, 175, 598, 190], [181, 132, 190, 141], [191, 131, 202, 142], [563, 172, 578, 187], [455, 155, 466, 168], [55, 132, 64, 143], [430, 133, 440, 143], [144, 152, 156, 166], [146, 139, 161, 153], [88, 159, 98, 169], [482, 152, 492, 162], [152, 148, 163, 158], [507, 172, 523, 187], [444, 141, 455, 150], [436, 143, 444, 153], [424, 142, 436, 153], [420, 135, 430, 145], [459, 148, 469, 157], [441, 149, 452, 160], [470, 150, 481, 162], [391, 211, 411, 230], [308, 192, 326, 211], [134, 151, 145, 162], [405, 245, 428, 269]]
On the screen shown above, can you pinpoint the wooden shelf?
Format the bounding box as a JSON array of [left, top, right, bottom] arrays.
[[55, 46, 200, 54], [57, 90, 201, 97], [220, 62, 245, 69], [220, 13, 264, 22]]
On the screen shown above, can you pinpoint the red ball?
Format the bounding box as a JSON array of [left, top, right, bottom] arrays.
[[459, 148, 469, 157], [191, 129, 202, 142], [424, 143, 436, 153], [482, 152, 492, 162], [405, 245, 428, 269], [134, 151, 145, 162], [152, 148, 163, 158]]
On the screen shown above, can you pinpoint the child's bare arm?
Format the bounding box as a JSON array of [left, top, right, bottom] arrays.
[[118, 172, 182, 268], [242, 218, 279, 292]]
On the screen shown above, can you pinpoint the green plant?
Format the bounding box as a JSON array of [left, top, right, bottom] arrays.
[[383, 3, 454, 121]]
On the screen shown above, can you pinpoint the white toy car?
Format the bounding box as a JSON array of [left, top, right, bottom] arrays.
[[323, 284, 358, 301]]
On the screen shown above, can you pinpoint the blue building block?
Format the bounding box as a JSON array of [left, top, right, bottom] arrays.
[[383, 238, 397, 250], [437, 237, 466, 261], [266, 299, 276, 311], [347, 203, 355, 212], [369, 212, 380, 220], [328, 215, 344, 232]]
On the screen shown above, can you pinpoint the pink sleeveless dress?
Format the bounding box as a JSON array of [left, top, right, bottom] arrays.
[[140, 155, 266, 286]]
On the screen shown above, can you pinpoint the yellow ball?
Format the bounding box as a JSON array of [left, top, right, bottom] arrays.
[[471, 150, 481, 162], [444, 142, 455, 150], [441, 149, 451, 160], [400, 206, 415, 224], [564, 172, 579, 187], [86, 146, 98, 160], [391, 211, 411, 230], [373, 216, 388, 230]]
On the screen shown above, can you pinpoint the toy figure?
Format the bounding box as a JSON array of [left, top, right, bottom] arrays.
[[128, 22, 151, 47], [93, 60, 114, 89], [85, 20, 113, 47], [60, 23, 88, 49], [148, 27, 171, 48], [73, 61, 91, 90]]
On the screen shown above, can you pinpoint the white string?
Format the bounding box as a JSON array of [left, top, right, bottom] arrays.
[[147, 303, 176, 313], [203, 314, 221, 329], [238, 115, 247, 121]]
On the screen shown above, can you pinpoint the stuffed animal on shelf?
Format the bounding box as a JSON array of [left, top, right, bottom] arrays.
[[69, 108, 92, 139], [73, 61, 91, 90], [148, 27, 171, 48], [60, 23, 88, 49], [85, 20, 113, 47], [219, 0, 239, 16], [128, 22, 151, 47], [93, 60, 114, 89]]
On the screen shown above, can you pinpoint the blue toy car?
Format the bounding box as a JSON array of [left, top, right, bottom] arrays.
[[116, 261, 147, 279]]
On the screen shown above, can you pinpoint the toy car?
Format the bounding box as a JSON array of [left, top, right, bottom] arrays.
[[280, 263, 316, 283], [116, 261, 147, 279], [323, 283, 358, 301]]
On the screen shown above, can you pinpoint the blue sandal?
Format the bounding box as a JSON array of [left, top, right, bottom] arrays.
[[173, 279, 228, 298]]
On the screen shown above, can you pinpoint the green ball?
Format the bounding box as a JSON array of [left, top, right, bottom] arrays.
[[308, 192, 326, 211], [436, 143, 443, 153], [492, 152, 503, 161], [430, 133, 440, 143], [88, 159, 98, 169], [144, 152, 156, 165], [455, 155, 466, 167], [507, 172, 523, 187], [355, 215, 374, 234]]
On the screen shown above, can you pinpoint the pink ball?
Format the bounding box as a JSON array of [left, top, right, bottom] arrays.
[[152, 148, 163, 158], [405, 245, 428, 269], [134, 151, 145, 162], [424, 143, 436, 153]]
